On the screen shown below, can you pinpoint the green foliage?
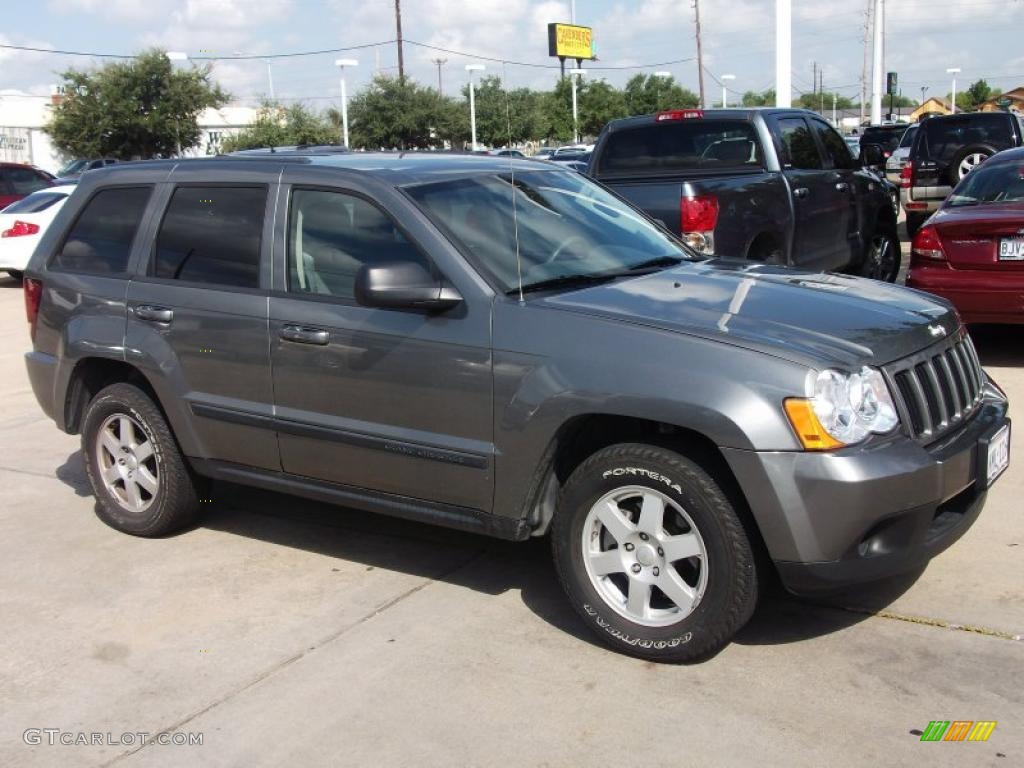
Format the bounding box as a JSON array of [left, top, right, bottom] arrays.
[[45, 49, 227, 159], [741, 89, 775, 107], [220, 102, 341, 152], [459, 76, 543, 147], [623, 74, 699, 115], [579, 79, 628, 137], [951, 79, 993, 111], [347, 75, 460, 150], [795, 92, 856, 110]]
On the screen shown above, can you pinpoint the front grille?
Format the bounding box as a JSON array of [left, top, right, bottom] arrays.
[[888, 333, 985, 441]]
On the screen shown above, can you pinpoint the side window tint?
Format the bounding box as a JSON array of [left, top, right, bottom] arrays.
[[777, 118, 823, 170], [8, 167, 51, 196], [811, 119, 853, 170], [288, 189, 430, 300], [154, 186, 267, 289], [52, 186, 152, 274]]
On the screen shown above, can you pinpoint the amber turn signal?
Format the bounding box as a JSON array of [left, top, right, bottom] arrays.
[[784, 398, 844, 451]]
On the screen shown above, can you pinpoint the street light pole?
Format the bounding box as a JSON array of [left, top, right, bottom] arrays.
[[870, 0, 883, 123], [265, 59, 275, 101], [335, 59, 358, 147], [431, 57, 447, 94], [653, 71, 671, 112], [946, 67, 960, 114], [166, 52, 189, 156], [466, 64, 484, 151], [775, 0, 791, 107], [721, 74, 735, 107]]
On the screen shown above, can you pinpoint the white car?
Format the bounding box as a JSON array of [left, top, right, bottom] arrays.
[[884, 124, 918, 183], [0, 185, 75, 279]]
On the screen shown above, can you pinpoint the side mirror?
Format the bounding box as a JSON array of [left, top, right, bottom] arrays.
[[861, 144, 885, 167], [354, 260, 462, 312]]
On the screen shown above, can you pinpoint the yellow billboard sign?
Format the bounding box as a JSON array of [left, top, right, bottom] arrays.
[[547, 23, 594, 60]]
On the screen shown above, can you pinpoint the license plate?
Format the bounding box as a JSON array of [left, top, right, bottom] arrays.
[[986, 424, 1010, 487], [998, 237, 1024, 260]]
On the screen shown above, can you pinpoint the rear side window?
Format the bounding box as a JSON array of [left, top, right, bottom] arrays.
[[51, 186, 152, 274], [5, 167, 50, 196], [3, 190, 69, 214], [599, 120, 763, 174], [898, 125, 918, 149], [921, 115, 1014, 162], [810, 119, 853, 170], [776, 118, 822, 170], [153, 186, 266, 289]]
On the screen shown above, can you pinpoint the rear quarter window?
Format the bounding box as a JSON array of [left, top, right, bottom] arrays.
[[598, 120, 763, 175], [50, 186, 152, 275]]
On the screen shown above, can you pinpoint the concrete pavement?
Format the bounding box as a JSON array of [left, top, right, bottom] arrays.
[[0, 269, 1020, 768]]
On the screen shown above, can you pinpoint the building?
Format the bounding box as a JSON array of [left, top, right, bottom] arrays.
[[0, 92, 257, 173], [979, 86, 1024, 113], [909, 97, 952, 122]]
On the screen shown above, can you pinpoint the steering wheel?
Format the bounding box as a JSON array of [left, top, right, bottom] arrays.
[[542, 235, 589, 266]]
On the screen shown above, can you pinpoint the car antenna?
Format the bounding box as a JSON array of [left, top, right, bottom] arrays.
[[502, 60, 525, 304]]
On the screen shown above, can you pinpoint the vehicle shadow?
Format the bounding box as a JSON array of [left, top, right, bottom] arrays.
[[969, 324, 1024, 368], [50, 463, 924, 659], [0, 274, 23, 288]]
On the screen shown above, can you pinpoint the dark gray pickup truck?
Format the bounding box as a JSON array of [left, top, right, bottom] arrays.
[[24, 153, 1010, 662], [588, 107, 901, 281]]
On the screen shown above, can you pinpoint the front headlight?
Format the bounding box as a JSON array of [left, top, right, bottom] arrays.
[[785, 367, 899, 450]]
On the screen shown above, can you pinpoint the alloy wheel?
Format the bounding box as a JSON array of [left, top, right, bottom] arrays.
[[957, 153, 987, 180], [866, 234, 899, 282], [95, 413, 159, 513]]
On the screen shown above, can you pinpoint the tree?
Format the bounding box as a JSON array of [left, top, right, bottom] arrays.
[[578, 79, 628, 137], [623, 74, 699, 115], [951, 79, 993, 111], [795, 92, 855, 110], [459, 76, 542, 147], [220, 102, 340, 152], [45, 49, 227, 159], [741, 89, 775, 107], [347, 75, 454, 149]]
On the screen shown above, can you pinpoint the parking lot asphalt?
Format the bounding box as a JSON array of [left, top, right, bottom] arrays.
[[1, 244, 1021, 767]]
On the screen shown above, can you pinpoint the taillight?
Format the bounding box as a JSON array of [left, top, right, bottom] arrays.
[[656, 109, 704, 121], [911, 225, 946, 264], [899, 162, 912, 188], [1, 220, 40, 238], [680, 195, 719, 254], [24, 277, 42, 340]]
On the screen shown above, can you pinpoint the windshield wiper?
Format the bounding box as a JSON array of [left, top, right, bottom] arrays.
[[616, 255, 685, 274], [512, 273, 619, 295]]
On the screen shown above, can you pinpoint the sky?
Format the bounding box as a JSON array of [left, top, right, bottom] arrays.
[[2, 0, 1023, 109]]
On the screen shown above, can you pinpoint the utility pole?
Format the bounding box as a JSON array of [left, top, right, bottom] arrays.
[[394, 0, 405, 80], [694, 0, 706, 108], [431, 57, 447, 94], [812, 61, 817, 109], [775, 0, 791, 107], [860, 0, 871, 125]]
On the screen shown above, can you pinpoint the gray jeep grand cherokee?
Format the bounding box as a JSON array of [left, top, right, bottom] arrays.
[[23, 154, 1011, 662]]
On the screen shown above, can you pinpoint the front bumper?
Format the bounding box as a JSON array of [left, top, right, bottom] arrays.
[[907, 264, 1024, 324], [722, 386, 1009, 595]]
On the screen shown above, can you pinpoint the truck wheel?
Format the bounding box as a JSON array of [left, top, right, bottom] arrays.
[[82, 382, 201, 537], [551, 443, 758, 662], [860, 226, 901, 282]]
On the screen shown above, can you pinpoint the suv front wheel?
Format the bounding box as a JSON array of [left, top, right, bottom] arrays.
[[552, 443, 759, 662], [82, 382, 201, 537]]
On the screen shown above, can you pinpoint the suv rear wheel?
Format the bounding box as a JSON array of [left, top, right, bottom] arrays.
[[551, 443, 758, 662], [952, 144, 996, 183], [82, 382, 201, 537]]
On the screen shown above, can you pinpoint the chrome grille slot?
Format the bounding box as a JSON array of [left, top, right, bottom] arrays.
[[885, 332, 986, 442]]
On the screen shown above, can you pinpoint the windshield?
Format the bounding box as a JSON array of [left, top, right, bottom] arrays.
[[57, 159, 88, 176], [405, 169, 693, 294], [946, 161, 1024, 207]]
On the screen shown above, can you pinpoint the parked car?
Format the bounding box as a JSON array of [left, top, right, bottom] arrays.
[[0, 162, 55, 210], [902, 111, 1024, 237], [54, 158, 118, 182], [23, 154, 1009, 662], [588, 108, 900, 281], [488, 149, 526, 158], [885, 124, 918, 182], [844, 135, 861, 159], [907, 146, 1024, 323], [859, 123, 910, 165], [0, 183, 76, 280], [534, 147, 558, 159]]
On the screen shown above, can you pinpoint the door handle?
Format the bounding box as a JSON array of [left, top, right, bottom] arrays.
[[280, 324, 330, 346], [835, 182, 850, 192], [134, 305, 173, 323], [793, 187, 809, 199]]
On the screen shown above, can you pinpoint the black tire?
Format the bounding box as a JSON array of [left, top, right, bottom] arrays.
[[949, 143, 996, 184], [747, 235, 784, 265], [551, 443, 759, 662], [82, 382, 200, 537], [860, 225, 901, 283], [6, 270, 23, 281], [905, 211, 927, 239]]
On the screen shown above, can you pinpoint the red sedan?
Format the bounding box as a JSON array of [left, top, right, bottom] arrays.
[[0, 163, 55, 210], [908, 146, 1024, 324]]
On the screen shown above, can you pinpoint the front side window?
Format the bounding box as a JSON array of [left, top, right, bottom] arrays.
[[287, 189, 430, 299], [51, 186, 152, 274], [406, 168, 692, 294], [810, 119, 853, 170], [153, 186, 266, 288], [776, 118, 823, 170]]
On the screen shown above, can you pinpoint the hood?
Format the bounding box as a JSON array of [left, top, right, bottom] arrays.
[[540, 259, 959, 368]]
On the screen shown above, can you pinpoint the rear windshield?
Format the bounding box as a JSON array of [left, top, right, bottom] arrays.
[[946, 160, 1024, 207], [921, 114, 1014, 162], [898, 125, 918, 149], [598, 120, 763, 175], [2, 189, 69, 213], [861, 126, 906, 152]]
